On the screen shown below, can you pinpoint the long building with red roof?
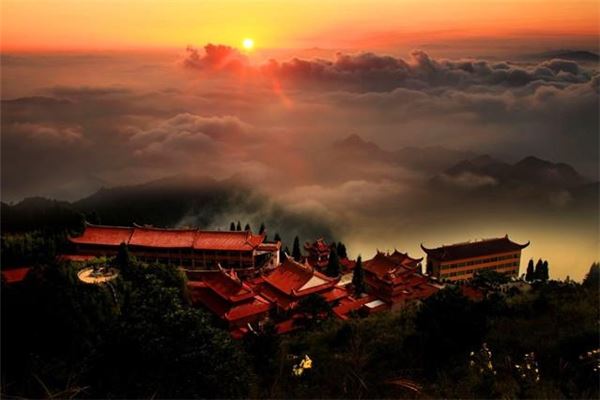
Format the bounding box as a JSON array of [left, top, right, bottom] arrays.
[[421, 235, 529, 281], [362, 250, 441, 310], [68, 223, 280, 275]]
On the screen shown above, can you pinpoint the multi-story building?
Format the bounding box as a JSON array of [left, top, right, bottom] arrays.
[[421, 235, 529, 281]]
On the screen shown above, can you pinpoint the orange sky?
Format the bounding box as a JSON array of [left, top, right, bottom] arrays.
[[1, 0, 598, 52]]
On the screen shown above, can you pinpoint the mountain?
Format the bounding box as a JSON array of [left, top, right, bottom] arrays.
[[430, 154, 592, 209], [2, 175, 336, 242], [331, 134, 476, 174]]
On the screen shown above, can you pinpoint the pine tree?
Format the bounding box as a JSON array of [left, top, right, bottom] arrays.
[[115, 242, 131, 272], [292, 236, 302, 261], [274, 233, 281, 242], [230, 222, 236, 231], [534, 259, 543, 280], [541, 260, 549, 281], [352, 255, 365, 295], [325, 248, 340, 277], [525, 259, 535, 281], [259, 223, 266, 234], [244, 223, 251, 231], [236, 221, 242, 231], [337, 242, 348, 259]]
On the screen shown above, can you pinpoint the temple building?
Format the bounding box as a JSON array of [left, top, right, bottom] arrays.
[[304, 238, 331, 269], [68, 223, 280, 276], [362, 250, 440, 310], [249, 256, 348, 311], [186, 268, 271, 337], [421, 235, 529, 282]]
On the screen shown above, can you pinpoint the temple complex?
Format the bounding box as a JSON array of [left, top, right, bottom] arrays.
[[362, 250, 441, 310], [68, 223, 280, 276], [421, 235, 529, 281], [63, 225, 529, 337]]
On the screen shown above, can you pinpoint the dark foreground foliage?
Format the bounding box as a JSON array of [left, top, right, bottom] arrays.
[[2, 258, 599, 399]]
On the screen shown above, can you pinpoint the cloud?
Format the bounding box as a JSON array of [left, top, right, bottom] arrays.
[[183, 44, 248, 71], [1, 47, 598, 203]]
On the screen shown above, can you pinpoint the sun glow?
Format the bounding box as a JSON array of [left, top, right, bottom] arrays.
[[242, 38, 254, 50]]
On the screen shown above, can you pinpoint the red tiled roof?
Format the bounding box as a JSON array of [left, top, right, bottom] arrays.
[[129, 226, 196, 248], [69, 224, 270, 252], [262, 257, 336, 297], [340, 258, 356, 270], [194, 230, 265, 251], [1, 267, 31, 283], [188, 287, 270, 322], [304, 238, 330, 253], [321, 286, 349, 303], [421, 235, 529, 261], [69, 225, 133, 246], [257, 242, 281, 251], [363, 252, 416, 280], [186, 269, 255, 303]]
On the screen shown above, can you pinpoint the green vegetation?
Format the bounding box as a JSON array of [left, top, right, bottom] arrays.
[[2, 256, 598, 398], [1, 258, 251, 398]]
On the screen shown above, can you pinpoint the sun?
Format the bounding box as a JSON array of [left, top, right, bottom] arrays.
[[242, 38, 254, 50]]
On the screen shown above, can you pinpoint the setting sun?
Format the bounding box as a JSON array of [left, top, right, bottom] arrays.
[[242, 38, 254, 50]]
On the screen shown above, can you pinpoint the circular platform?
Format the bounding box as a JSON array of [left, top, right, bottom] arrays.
[[77, 266, 119, 284]]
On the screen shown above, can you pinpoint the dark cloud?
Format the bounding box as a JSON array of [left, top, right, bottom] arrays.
[[183, 44, 248, 71]]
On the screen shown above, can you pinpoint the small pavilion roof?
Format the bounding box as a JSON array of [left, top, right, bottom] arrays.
[[421, 235, 529, 261]]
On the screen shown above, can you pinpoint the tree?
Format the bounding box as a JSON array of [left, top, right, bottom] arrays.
[[259, 223, 266, 234], [115, 242, 131, 272], [472, 270, 509, 288], [244, 223, 251, 231], [533, 258, 544, 280], [541, 260, 549, 281], [236, 221, 242, 231], [274, 232, 281, 242], [230, 222, 236, 231], [337, 242, 348, 259], [292, 236, 302, 261], [294, 293, 332, 328], [525, 259, 535, 281], [351, 256, 365, 295], [583, 262, 599, 288], [325, 248, 341, 277]]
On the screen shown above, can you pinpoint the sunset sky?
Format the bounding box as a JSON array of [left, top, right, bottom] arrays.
[[2, 0, 598, 52]]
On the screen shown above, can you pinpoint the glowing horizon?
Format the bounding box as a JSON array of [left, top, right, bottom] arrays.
[[1, 0, 598, 52]]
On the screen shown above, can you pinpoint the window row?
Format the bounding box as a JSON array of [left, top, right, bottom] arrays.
[[440, 262, 519, 278], [441, 253, 519, 270]]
